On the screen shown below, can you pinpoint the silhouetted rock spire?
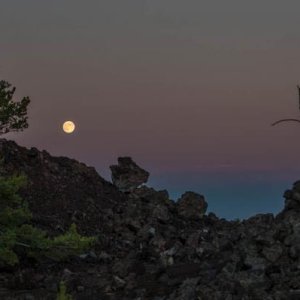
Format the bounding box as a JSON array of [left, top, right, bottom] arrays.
[[110, 157, 149, 192], [177, 191, 208, 219]]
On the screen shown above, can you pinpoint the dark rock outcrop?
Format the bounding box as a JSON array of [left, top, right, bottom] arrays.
[[177, 191, 208, 219], [0, 139, 127, 235], [110, 157, 149, 192], [0, 139, 299, 300]]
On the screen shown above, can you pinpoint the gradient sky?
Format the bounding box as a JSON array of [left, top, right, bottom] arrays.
[[1, 1, 300, 219]]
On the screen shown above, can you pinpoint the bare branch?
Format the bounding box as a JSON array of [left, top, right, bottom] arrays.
[[271, 119, 300, 126], [15, 241, 31, 248], [298, 85, 300, 111]]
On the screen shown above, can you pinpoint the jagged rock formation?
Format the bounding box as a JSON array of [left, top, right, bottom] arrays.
[[0, 139, 299, 300], [110, 157, 149, 192], [177, 191, 208, 219], [0, 139, 126, 235]]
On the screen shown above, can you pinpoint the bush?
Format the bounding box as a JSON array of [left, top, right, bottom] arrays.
[[57, 281, 73, 300], [0, 175, 95, 267]]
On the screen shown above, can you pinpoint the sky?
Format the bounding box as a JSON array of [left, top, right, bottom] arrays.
[[1, 1, 300, 219]]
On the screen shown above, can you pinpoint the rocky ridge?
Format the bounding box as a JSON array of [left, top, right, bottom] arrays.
[[0, 139, 299, 300]]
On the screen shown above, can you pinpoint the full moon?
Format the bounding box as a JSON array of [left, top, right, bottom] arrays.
[[63, 121, 75, 134]]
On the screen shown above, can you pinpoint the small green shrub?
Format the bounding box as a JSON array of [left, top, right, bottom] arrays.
[[0, 175, 95, 266], [46, 223, 95, 261], [57, 281, 73, 300]]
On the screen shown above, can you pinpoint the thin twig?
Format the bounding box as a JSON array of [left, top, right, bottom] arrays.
[[15, 241, 31, 248], [297, 85, 300, 111]]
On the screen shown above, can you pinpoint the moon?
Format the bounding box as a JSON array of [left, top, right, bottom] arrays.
[[63, 121, 75, 134]]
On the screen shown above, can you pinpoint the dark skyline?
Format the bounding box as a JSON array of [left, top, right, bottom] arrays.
[[1, 1, 300, 218]]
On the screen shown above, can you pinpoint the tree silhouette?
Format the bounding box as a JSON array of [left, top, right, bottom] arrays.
[[0, 80, 30, 134]]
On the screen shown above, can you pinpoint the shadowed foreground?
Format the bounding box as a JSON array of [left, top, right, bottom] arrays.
[[0, 139, 299, 300]]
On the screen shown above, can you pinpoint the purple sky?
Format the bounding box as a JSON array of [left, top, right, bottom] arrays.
[[1, 1, 300, 218]]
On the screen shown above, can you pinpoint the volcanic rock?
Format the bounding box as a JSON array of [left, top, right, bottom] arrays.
[[176, 191, 208, 219], [0, 139, 126, 235], [110, 157, 149, 192], [1, 139, 300, 299]]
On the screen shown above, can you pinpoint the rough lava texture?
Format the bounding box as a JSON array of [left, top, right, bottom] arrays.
[[110, 157, 149, 193], [0, 139, 299, 300], [0, 139, 126, 236], [177, 191, 208, 219]]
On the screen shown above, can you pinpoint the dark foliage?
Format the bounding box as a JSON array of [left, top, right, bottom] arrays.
[[0, 80, 30, 134]]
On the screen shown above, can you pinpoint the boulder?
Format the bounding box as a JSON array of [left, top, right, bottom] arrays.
[[283, 181, 300, 210], [110, 157, 149, 192], [176, 191, 207, 219]]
